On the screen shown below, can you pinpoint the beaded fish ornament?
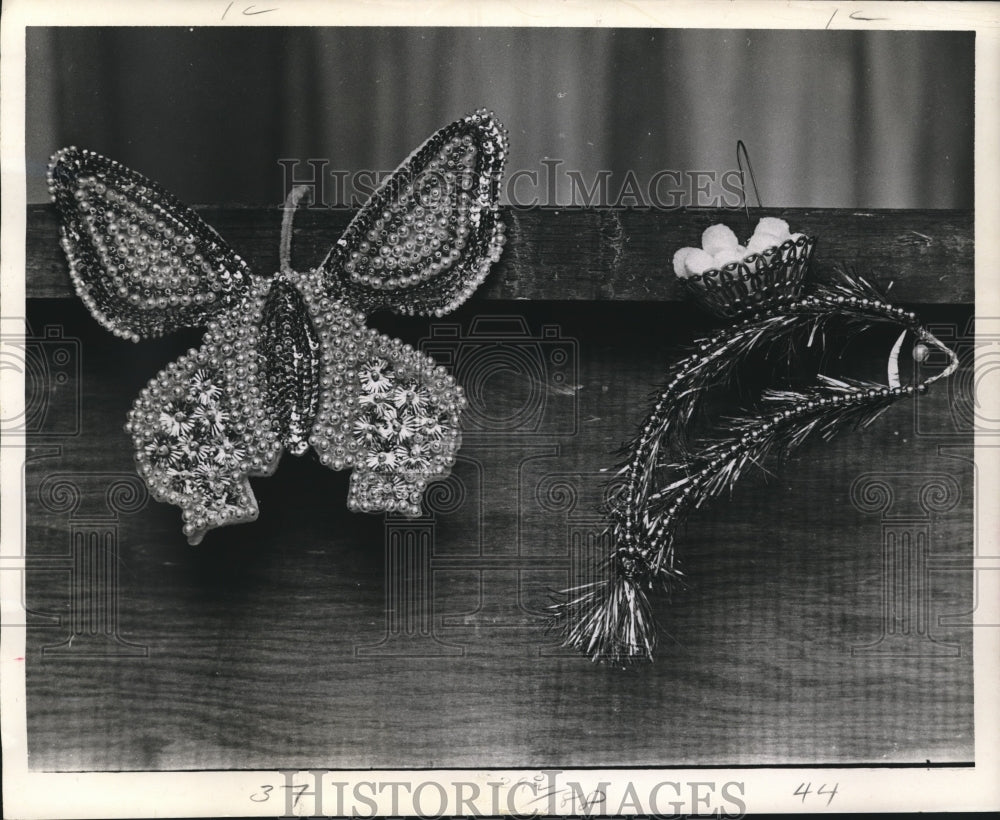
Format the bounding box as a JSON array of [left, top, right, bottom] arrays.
[[552, 217, 960, 665], [49, 110, 507, 544]]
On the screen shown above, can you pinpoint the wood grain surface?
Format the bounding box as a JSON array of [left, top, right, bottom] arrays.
[[26, 206, 973, 303], [22, 291, 974, 771]]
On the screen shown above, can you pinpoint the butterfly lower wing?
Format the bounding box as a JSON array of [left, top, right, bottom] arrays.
[[278, 271, 463, 515], [48, 147, 254, 340], [319, 110, 507, 317], [126, 279, 283, 544]]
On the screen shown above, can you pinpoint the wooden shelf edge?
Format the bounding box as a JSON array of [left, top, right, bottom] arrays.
[[25, 205, 974, 303]]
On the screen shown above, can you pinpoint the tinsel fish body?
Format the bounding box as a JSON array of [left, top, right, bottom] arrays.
[[553, 267, 959, 664]]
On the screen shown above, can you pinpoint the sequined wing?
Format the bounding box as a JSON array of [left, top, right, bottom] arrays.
[[319, 109, 507, 317], [48, 147, 254, 340], [275, 271, 465, 516], [127, 277, 283, 544]]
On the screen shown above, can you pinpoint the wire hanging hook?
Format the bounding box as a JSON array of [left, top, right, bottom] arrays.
[[736, 140, 763, 238]]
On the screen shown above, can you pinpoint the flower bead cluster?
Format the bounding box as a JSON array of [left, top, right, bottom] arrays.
[[349, 357, 461, 514]]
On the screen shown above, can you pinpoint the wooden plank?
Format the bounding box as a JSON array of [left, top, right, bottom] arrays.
[[23, 298, 974, 770], [27, 206, 974, 303]]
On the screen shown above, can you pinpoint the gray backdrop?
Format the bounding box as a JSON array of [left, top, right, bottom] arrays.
[[26, 28, 973, 209]]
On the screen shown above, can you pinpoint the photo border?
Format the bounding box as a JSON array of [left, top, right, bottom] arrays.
[[2, 1, 997, 816]]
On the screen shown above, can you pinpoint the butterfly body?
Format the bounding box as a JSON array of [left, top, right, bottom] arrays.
[[50, 111, 507, 544], [258, 275, 322, 456]]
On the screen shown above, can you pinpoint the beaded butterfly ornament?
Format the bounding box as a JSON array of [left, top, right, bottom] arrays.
[[49, 110, 507, 544], [552, 217, 960, 664]]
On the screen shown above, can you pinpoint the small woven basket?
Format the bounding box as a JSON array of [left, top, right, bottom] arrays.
[[682, 234, 816, 317]]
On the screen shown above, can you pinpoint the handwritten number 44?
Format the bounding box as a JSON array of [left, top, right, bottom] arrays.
[[794, 782, 838, 806]]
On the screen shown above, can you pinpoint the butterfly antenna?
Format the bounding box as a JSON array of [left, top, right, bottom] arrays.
[[280, 185, 313, 276]]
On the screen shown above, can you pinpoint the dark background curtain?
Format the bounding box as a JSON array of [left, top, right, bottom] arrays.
[[26, 27, 973, 209]]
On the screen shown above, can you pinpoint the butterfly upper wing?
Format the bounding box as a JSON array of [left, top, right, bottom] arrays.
[[48, 147, 254, 340], [318, 109, 507, 317]]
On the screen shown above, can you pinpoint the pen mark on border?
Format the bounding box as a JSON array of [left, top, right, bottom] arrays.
[[850, 10, 888, 21], [222, 1, 279, 19]]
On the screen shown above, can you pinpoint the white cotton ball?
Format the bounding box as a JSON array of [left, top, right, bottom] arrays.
[[673, 247, 699, 278], [713, 245, 747, 268], [746, 233, 783, 255], [701, 223, 739, 255], [683, 248, 715, 277], [753, 217, 791, 241]]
